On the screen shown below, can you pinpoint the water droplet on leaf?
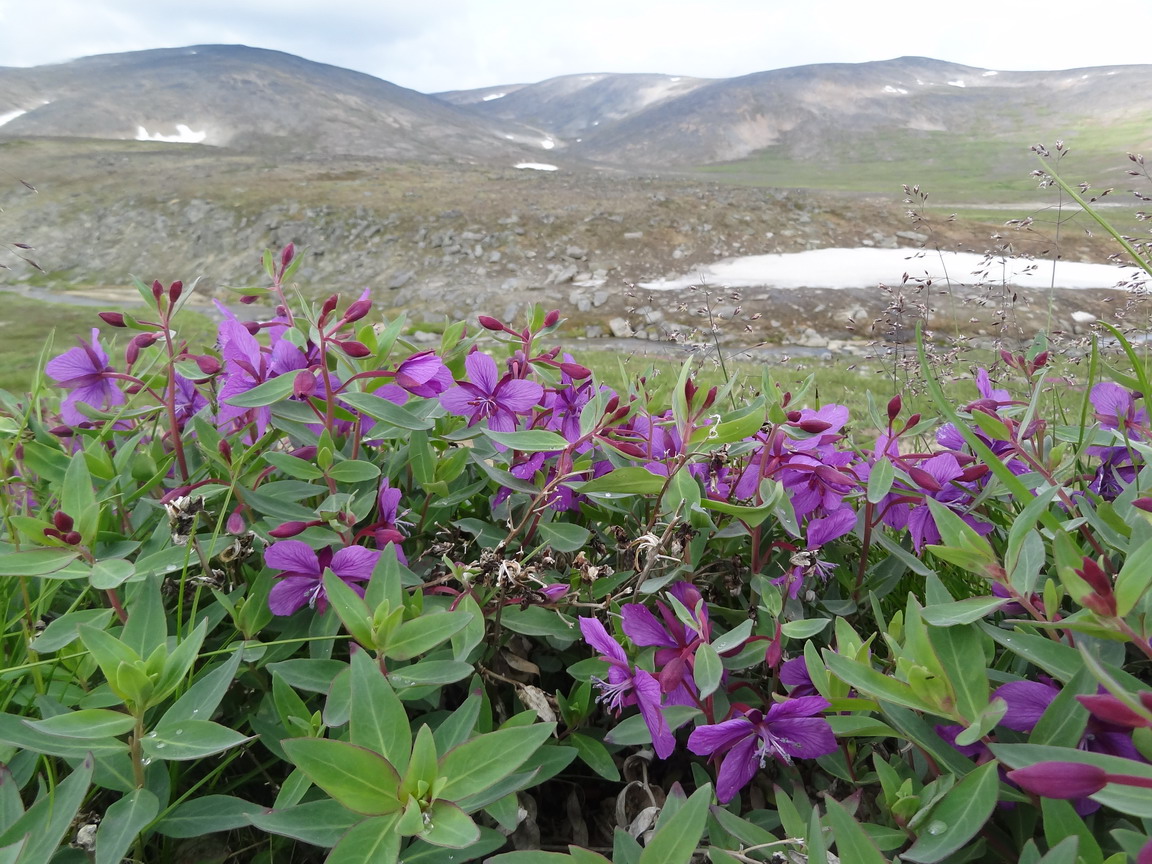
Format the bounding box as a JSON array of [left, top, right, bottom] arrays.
[[927, 820, 947, 835]]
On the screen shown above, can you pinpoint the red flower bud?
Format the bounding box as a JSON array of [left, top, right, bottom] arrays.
[[1033, 350, 1049, 369], [240, 294, 259, 305], [887, 394, 902, 421], [53, 511, 74, 532], [478, 315, 504, 331], [226, 509, 245, 535], [269, 521, 311, 539], [543, 309, 560, 327], [280, 243, 295, 271], [168, 281, 183, 303], [151, 280, 164, 301], [798, 419, 833, 434], [292, 371, 316, 399], [344, 298, 373, 323], [1000, 349, 1016, 368], [49, 425, 74, 437], [786, 410, 802, 422], [99, 312, 127, 327], [218, 439, 232, 463], [1076, 694, 1152, 728], [63, 531, 83, 546], [320, 294, 340, 318], [242, 321, 261, 335], [1133, 497, 1152, 513], [958, 464, 990, 482], [1007, 762, 1108, 799], [701, 386, 718, 412], [604, 395, 620, 414], [560, 362, 592, 380], [335, 340, 372, 358], [42, 527, 62, 540], [907, 465, 943, 492], [1075, 557, 1114, 601], [194, 355, 221, 376], [292, 446, 318, 461]]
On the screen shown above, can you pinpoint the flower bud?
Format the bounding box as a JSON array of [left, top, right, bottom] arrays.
[[478, 315, 504, 331], [335, 340, 372, 358], [1007, 762, 1107, 799], [194, 355, 221, 376], [543, 309, 560, 327], [887, 394, 902, 421], [1133, 497, 1152, 513], [63, 531, 83, 546], [168, 281, 183, 303], [798, 419, 833, 434], [786, 410, 802, 422], [218, 439, 232, 463], [1033, 350, 1049, 369], [280, 243, 295, 271], [99, 312, 127, 328], [560, 362, 592, 380], [240, 294, 259, 305], [292, 370, 316, 399], [1076, 694, 1152, 728], [269, 521, 311, 539], [320, 294, 340, 319], [151, 280, 164, 301], [604, 394, 620, 414], [907, 466, 943, 493], [53, 511, 74, 532], [958, 464, 990, 482], [49, 425, 74, 437], [1075, 556, 1114, 599], [42, 527, 62, 540], [226, 509, 246, 535], [343, 298, 373, 323], [292, 446, 318, 461]]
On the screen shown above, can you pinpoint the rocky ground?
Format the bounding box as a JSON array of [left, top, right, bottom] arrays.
[[2, 138, 1148, 351]]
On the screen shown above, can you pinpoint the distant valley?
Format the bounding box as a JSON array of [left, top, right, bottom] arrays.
[[0, 45, 1149, 348]]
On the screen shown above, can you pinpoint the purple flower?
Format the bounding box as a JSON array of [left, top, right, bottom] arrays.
[[1006, 762, 1108, 800], [265, 540, 382, 616], [621, 582, 711, 706], [579, 616, 675, 759], [217, 320, 308, 436], [688, 696, 837, 803], [394, 351, 453, 398], [45, 328, 126, 425], [1091, 382, 1148, 434], [439, 352, 543, 433]]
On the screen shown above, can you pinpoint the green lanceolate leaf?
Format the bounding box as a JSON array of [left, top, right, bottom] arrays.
[[438, 723, 556, 802], [384, 610, 473, 661], [94, 788, 159, 864], [281, 737, 403, 815], [327, 813, 402, 863], [143, 719, 253, 761], [420, 800, 480, 848], [902, 760, 1000, 863], [350, 649, 412, 773], [24, 708, 135, 739], [822, 796, 888, 864], [637, 783, 711, 864]]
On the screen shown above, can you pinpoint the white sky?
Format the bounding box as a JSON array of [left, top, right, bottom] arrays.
[[1, 0, 1149, 94]]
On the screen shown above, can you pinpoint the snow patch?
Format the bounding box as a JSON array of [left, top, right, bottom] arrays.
[[669, 76, 681, 82], [1081, 74, 1090, 80], [947, 79, 966, 88], [637, 247, 1136, 292], [515, 163, 558, 171], [0, 109, 27, 128], [504, 134, 514, 139], [982, 70, 999, 77], [1072, 310, 1098, 323], [482, 92, 506, 101], [540, 138, 555, 150], [883, 85, 909, 95], [135, 124, 207, 144], [1107, 70, 1119, 75]]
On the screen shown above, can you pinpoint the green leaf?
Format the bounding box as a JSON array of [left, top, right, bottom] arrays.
[[693, 642, 723, 699], [902, 760, 1000, 863], [823, 651, 936, 714], [483, 429, 569, 452], [247, 799, 361, 847], [920, 596, 1009, 626], [95, 788, 159, 864], [568, 733, 620, 781], [28, 607, 112, 653], [0, 713, 128, 760], [350, 649, 412, 774], [0, 548, 81, 576], [386, 611, 474, 661], [420, 800, 480, 848], [153, 618, 208, 704], [637, 784, 711, 864], [822, 796, 888, 864], [263, 450, 325, 480], [281, 738, 403, 816], [1042, 798, 1102, 864], [867, 455, 895, 504], [536, 521, 591, 553], [0, 754, 92, 859], [605, 705, 699, 747], [1115, 534, 1152, 616], [328, 460, 383, 483], [498, 607, 580, 640], [121, 575, 166, 659], [25, 708, 135, 739], [340, 392, 435, 430], [781, 618, 831, 639], [153, 795, 263, 838], [224, 372, 297, 408], [402, 827, 508, 863], [143, 719, 253, 761], [160, 647, 243, 726], [927, 623, 988, 724], [328, 814, 402, 863], [1029, 666, 1094, 747], [325, 570, 375, 648], [573, 467, 666, 496], [267, 659, 349, 693], [438, 723, 556, 801], [90, 558, 135, 589], [389, 661, 474, 688], [712, 619, 754, 654]]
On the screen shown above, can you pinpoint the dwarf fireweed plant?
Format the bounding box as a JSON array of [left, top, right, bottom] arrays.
[[2, 197, 1152, 864]]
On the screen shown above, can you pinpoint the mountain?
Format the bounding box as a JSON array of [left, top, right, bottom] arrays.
[[0, 45, 549, 162]]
